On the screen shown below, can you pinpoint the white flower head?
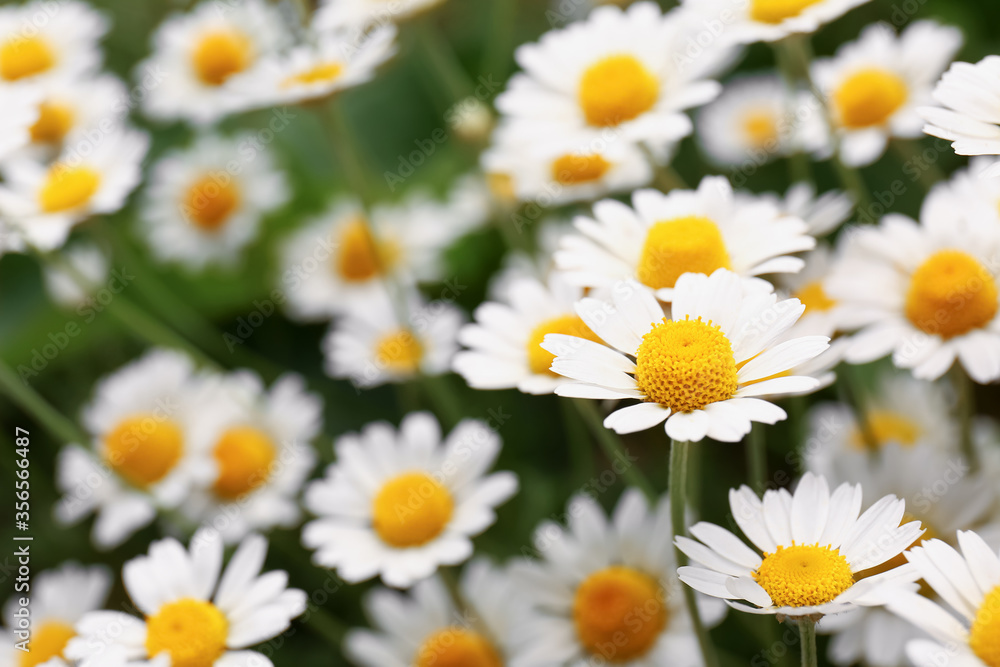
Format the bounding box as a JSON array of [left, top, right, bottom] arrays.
[[680, 0, 872, 44], [0, 0, 108, 85], [315, 0, 444, 30], [42, 241, 109, 309]]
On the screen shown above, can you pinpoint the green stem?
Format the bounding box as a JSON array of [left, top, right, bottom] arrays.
[[561, 397, 595, 482], [0, 359, 88, 445], [414, 18, 473, 108], [481, 0, 516, 80], [951, 365, 979, 472], [773, 41, 813, 184], [301, 607, 349, 647], [573, 399, 656, 501], [108, 295, 216, 368], [799, 617, 818, 667], [418, 374, 464, 429], [747, 424, 768, 494]]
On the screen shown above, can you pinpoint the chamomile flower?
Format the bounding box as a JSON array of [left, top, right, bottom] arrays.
[[345, 559, 536, 666], [513, 489, 727, 666], [544, 270, 829, 441], [0, 563, 110, 667], [67, 530, 307, 667], [0, 0, 108, 85], [315, 0, 443, 30], [680, 0, 872, 44], [0, 85, 39, 162], [139, 133, 289, 270], [496, 3, 730, 155], [826, 196, 1000, 383], [302, 412, 518, 588], [926, 156, 1000, 225], [180, 372, 321, 543], [42, 241, 109, 309], [138, 0, 291, 125], [0, 127, 149, 251], [884, 531, 1000, 667], [754, 182, 854, 237], [812, 21, 962, 167], [454, 271, 601, 395], [777, 245, 845, 339], [554, 177, 815, 302], [677, 472, 923, 617]]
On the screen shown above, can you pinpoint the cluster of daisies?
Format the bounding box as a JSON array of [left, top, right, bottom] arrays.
[[6, 0, 1000, 666]]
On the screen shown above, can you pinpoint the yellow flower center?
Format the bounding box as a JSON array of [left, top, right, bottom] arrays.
[[211, 426, 276, 501], [334, 218, 399, 282], [375, 329, 424, 373], [749, 0, 823, 23], [0, 35, 56, 81], [795, 280, 836, 313], [634, 317, 738, 413], [145, 598, 229, 667], [849, 409, 922, 451], [970, 585, 1000, 667], [29, 101, 75, 144], [487, 172, 516, 203], [578, 54, 659, 127], [551, 153, 612, 185], [282, 62, 344, 88], [18, 621, 75, 667], [372, 472, 454, 548], [742, 109, 780, 149], [415, 628, 503, 667], [526, 314, 603, 376], [38, 165, 101, 213], [183, 175, 242, 232], [104, 415, 185, 489], [190, 30, 252, 86], [833, 68, 909, 129], [754, 544, 854, 607], [573, 566, 668, 663], [637, 216, 732, 290], [904, 250, 999, 339]]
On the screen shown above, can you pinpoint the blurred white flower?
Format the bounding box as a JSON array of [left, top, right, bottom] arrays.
[[680, 0, 872, 44], [315, 0, 444, 30], [42, 242, 109, 309]]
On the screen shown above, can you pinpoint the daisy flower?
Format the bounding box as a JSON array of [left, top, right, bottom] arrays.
[[66, 530, 307, 667], [544, 270, 829, 441], [345, 559, 536, 666], [179, 372, 321, 543], [495, 3, 731, 155], [812, 21, 962, 167], [512, 489, 727, 666], [139, 133, 289, 270], [751, 182, 854, 237], [826, 194, 1000, 383], [680, 0, 872, 44], [454, 271, 602, 395], [42, 241, 109, 309], [302, 411, 518, 588], [554, 177, 815, 301], [0, 0, 107, 85], [137, 0, 291, 126], [0, 127, 149, 251], [926, 156, 1000, 225], [776, 245, 845, 339], [315, 0, 443, 30], [677, 472, 923, 617], [0, 563, 110, 667], [884, 531, 1000, 667], [0, 85, 39, 163]]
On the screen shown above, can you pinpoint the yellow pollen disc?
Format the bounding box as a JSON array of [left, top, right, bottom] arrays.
[[849, 409, 921, 451], [18, 621, 75, 667], [211, 426, 276, 501], [372, 472, 454, 548], [742, 110, 780, 149], [833, 68, 909, 129], [750, 0, 823, 23], [578, 54, 659, 128], [487, 172, 516, 203], [0, 35, 56, 81], [970, 585, 1000, 667], [334, 218, 398, 282], [551, 153, 612, 185], [145, 598, 229, 667], [526, 314, 603, 376], [795, 280, 836, 313], [191, 30, 252, 86], [38, 165, 101, 213], [375, 329, 424, 373], [104, 415, 184, 489], [754, 544, 854, 607], [634, 317, 738, 413], [904, 250, 999, 339], [637, 216, 732, 290], [29, 101, 75, 144], [183, 175, 242, 232], [282, 61, 344, 88], [415, 628, 503, 667], [573, 566, 668, 663]]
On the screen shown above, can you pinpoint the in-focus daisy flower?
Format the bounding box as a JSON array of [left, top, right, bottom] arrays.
[[42, 241, 109, 309], [751, 182, 854, 237], [677, 472, 923, 616], [180, 372, 321, 543], [697, 74, 829, 167], [513, 489, 727, 666], [453, 271, 602, 395], [680, 0, 872, 44], [544, 270, 830, 441], [0, 563, 110, 667], [0, 0, 107, 85], [302, 412, 518, 588], [137, 0, 290, 125], [55, 349, 216, 548], [139, 133, 289, 270], [812, 21, 962, 167], [345, 559, 536, 666], [826, 194, 1000, 383], [67, 530, 307, 667], [0, 127, 149, 251], [496, 3, 731, 155], [315, 0, 442, 30], [884, 531, 1000, 667]]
